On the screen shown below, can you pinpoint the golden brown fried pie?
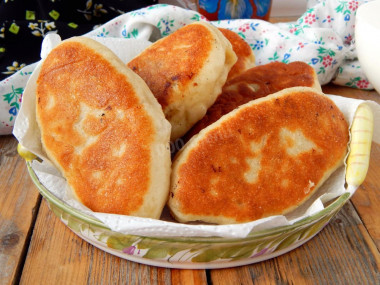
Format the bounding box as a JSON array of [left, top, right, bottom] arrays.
[[185, 61, 321, 141], [218, 28, 256, 80], [128, 22, 237, 140], [36, 37, 171, 219], [183, 61, 321, 141], [168, 87, 349, 224]]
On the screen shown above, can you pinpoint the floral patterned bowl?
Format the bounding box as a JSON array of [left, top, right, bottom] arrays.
[[22, 103, 373, 269], [25, 162, 350, 269]]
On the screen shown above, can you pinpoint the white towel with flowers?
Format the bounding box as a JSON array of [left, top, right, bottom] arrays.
[[0, 0, 374, 134]]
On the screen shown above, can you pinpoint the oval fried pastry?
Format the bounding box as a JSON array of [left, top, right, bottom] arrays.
[[128, 22, 237, 141], [169, 87, 349, 224], [218, 28, 256, 80], [185, 61, 321, 141], [36, 37, 171, 219]]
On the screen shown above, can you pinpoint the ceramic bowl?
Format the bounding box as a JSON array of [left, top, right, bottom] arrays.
[[22, 102, 374, 269], [27, 162, 350, 269], [355, 0, 380, 94]]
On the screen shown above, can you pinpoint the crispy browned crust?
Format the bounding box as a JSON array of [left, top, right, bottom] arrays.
[[128, 23, 213, 109], [218, 28, 255, 80], [185, 61, 320, 141], [36, 38, 158, 215], [169, 88, 349, 224]]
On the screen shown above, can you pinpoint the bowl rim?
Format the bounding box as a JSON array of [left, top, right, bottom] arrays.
[[27, 161, 351, 243], [356, 0, 380, 31], [357, 0, 380, 16]]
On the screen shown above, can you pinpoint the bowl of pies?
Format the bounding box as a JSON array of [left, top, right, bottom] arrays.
[[16, 22, 373, 269]]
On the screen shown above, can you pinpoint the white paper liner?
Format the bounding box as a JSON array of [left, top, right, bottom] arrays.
[[13, 34, 380, 238]]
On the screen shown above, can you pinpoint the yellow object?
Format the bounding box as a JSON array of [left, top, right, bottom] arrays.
[[17, 144, 37, 162], [68, 22, 78, 29], [25, 10, 36, 20], [346, 103, 374, 186], [49, 10, 60, 20], [9, 23, 20, 35]]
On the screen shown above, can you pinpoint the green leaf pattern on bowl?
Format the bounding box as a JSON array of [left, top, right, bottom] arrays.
[[103, 204, 342, 263], [29, 162, 350, 264], [43, 195, 346, 263]]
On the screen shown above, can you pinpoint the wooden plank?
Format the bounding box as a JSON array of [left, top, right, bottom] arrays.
[[269, 16, 298, 23], [322, 84, 380, 103], [210, 201, 380, 284], [209, 267, 253, 285], [351, 142, 380, 251], [171, 269, 208, 285], [0, 135, 41, 285], [19, 199, 207, 284]]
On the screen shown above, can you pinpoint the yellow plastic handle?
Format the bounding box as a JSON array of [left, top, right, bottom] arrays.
[[17, 143, 37, 162], [346, 103, 374, 187]]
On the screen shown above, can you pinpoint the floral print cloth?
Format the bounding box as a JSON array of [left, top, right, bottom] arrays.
[[0, 0, 157, 82], [0, 0, 375, 134], [0, 0, 156, 134]]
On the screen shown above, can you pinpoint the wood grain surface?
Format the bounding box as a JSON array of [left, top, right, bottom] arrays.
[[19, 200, 208, 285], [0, 136, 41, 285], [210, 201, 380, 284], [351, 142, 380, 251], [17, 198, 380, 284]]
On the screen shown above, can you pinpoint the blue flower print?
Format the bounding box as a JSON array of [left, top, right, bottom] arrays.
[[9, 106, 18, 116], [311, 58, 319, 65], [97, 28, 109, 37], [282, 53, 291, 63], [250, 22, 259, 31], [253, 40, 264, 50], [199, 0, 219, 13], [218, 0, 253, 20], [254, 0, 271, 17], [314, 37, 325, 45], [157, 18, 174, 36]]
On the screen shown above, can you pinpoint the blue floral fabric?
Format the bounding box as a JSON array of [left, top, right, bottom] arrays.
[[0, 0, 156, 133], [0, 0, 157, 81]]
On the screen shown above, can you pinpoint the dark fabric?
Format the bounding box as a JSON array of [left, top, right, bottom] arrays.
[[0, 0, 157, 81]]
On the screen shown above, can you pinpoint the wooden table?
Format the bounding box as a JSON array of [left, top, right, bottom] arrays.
[[1, 84, 379, 284]]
